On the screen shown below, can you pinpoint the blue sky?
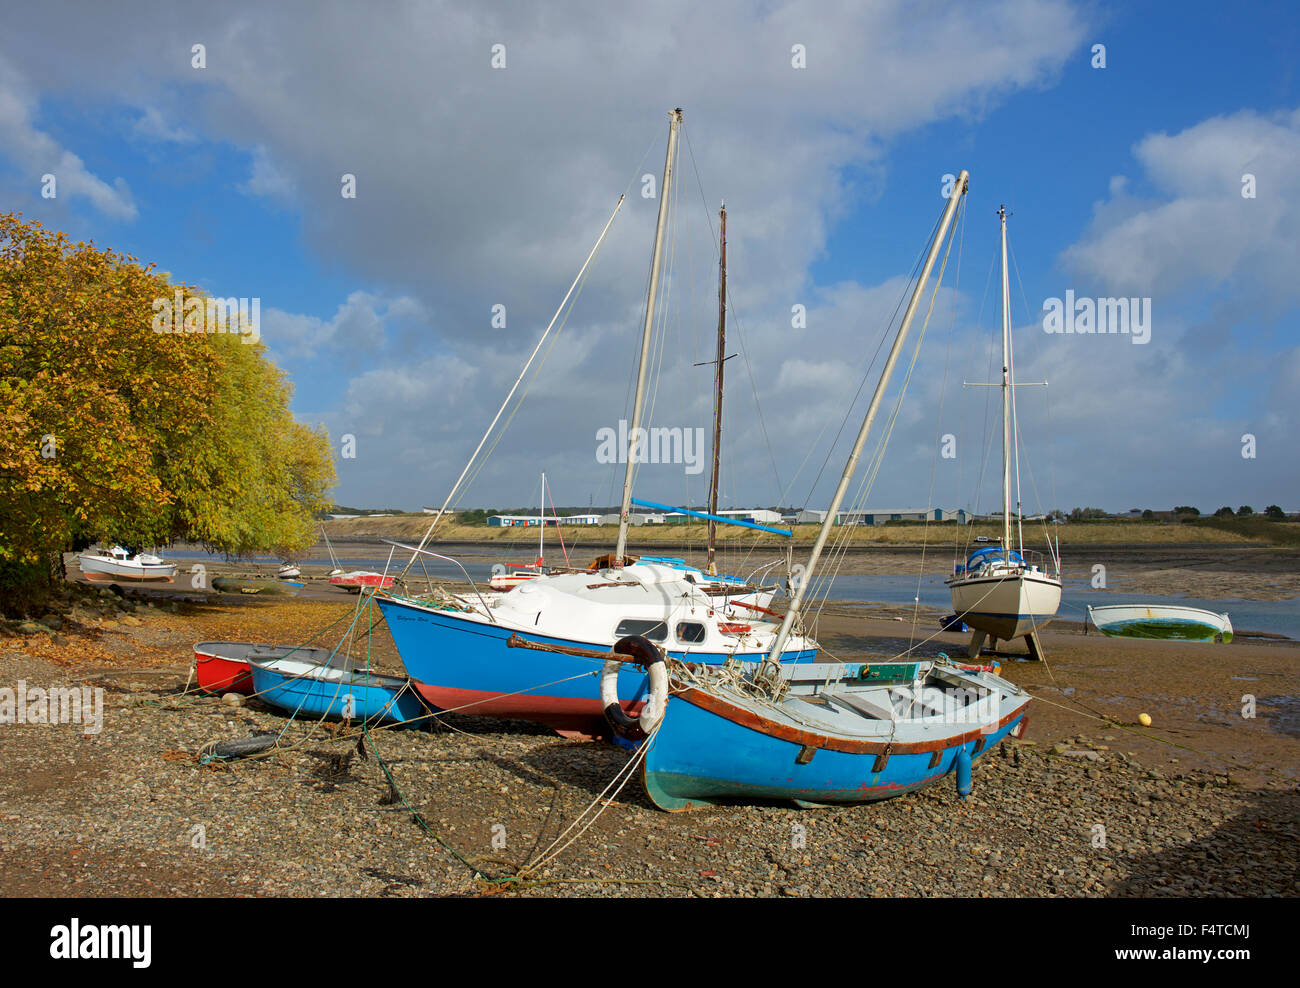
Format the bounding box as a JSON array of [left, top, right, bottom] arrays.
[[3, 1, 1297, 515]]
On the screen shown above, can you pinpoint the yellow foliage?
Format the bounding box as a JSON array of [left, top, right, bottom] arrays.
[[0, 213, 336, 582]]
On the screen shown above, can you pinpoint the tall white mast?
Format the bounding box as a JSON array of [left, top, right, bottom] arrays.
[[765, 171, 969, 664], [999, 205, 1012, 562], [538, 471, 545, 565], [615, 108, 682, 565]]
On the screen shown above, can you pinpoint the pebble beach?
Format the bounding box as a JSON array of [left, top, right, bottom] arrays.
[[1, 547, 1296, 898]]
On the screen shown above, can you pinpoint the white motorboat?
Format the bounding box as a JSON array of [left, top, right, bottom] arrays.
[[77, 545, 177, 582]]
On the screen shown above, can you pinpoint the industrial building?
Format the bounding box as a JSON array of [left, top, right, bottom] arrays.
[[835, 507, 969, 525], [487, 514, 602, 527], [663, 508, 783, 525], [596, 512, 666, 526]]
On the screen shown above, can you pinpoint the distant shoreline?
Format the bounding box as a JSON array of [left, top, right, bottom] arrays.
[[317, 514, 1300, 552]]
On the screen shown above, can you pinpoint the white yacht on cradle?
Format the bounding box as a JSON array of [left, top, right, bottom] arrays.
[[946, 206, 1061, 659]]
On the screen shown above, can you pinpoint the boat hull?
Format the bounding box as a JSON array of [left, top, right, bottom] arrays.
[[211, 577, 303, 596], [642, 686, 1029, 810], [248, 663, 429, 726], [78, 554, 177, 582], [948, 571, 1061, 640], [375, 595, 816, 737], [1087, 605, 1232, 643], [194, 648, 261, 695], [193, 642, 334, 695], [329, 572, 396, 591]]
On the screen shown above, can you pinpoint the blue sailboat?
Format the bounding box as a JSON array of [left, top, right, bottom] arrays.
[[629, 169, 1027, 809], [375, 558, 815, 737], [375, 110, 817, 737]]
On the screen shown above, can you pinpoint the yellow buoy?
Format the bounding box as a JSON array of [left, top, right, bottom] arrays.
[[1138, 713, 1152, 727]]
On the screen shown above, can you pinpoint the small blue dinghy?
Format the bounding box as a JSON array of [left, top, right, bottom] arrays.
[[247, 647, 432, 728]]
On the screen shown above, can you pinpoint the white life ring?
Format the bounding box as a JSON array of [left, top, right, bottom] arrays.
[[600, 635, 668, 738]]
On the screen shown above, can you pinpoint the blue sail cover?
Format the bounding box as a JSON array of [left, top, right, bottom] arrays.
[[957, 545, 1023, 573]]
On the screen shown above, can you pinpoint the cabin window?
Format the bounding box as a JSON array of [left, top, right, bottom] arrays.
[[615, 618, 667, 642], [676, 622, 706, 643]]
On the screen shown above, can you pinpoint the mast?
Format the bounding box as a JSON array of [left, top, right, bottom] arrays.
[[706, 202, 727, 576], [615, 108, 682, 565], [538, 471, 545, 566], [999, 205, 1012, 562], [765, 171, 968, 664], [321, 522, 340, 571]]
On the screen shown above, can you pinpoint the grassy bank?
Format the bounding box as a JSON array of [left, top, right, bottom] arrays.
[[321, 515, 1299, 548]]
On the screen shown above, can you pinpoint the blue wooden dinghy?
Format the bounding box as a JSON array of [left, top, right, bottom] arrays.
[[636, 649, 1030, 811], [247, 649, 432, 727]]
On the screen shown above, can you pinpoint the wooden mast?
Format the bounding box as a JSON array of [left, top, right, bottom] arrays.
[[706, 203, 727, 576], [764, 171, 969, 667], [616, 108, 682, 566]]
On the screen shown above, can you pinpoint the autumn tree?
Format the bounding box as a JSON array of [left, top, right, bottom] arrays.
[[0, 214, 335, 615]]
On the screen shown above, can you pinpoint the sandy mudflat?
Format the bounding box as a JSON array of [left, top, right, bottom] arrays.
[[0, 554, 1296, 898]]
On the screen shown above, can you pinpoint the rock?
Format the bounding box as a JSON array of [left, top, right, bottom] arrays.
[[38, 615, 63, 631], [1050, 743, 1069, 755], [17, 621, 47, 635], [221, 693, 245, 707], [120, 614, 143, 627], [100, 620, 119, 630]]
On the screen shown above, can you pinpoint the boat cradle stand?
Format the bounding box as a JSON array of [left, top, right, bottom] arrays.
[[966, 629, 1046, 662]]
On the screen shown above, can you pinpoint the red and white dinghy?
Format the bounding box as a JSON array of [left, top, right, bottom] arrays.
[[194, 641, 271, 694], [328, 570, 396, 592], [193, 641, 336, 695]]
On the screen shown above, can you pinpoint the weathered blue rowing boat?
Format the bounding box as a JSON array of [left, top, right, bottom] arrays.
[[247, 651, 431, 727], [638, 654, 1029, 810]]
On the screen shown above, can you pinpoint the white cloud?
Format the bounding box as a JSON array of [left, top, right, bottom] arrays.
[[262, 291, 425, 359], [0, 56, 136, 220], [132, 106, 196, 144], [1063, 108, 1300, 305], [240, 145, 296, 200]]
